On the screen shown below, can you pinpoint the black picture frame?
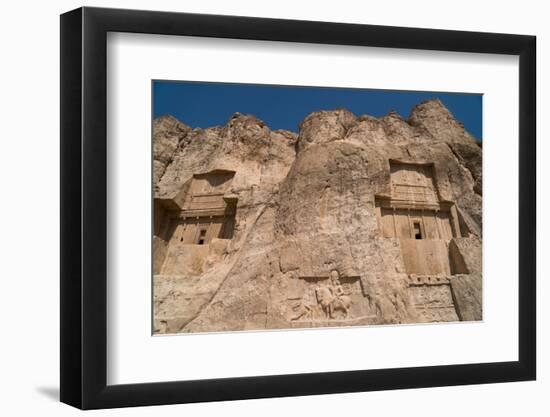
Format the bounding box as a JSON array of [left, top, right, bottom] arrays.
[[60, 6, 536, 410]]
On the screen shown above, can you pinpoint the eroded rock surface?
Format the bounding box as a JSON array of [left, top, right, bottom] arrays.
[[153, 99, 482, 334]]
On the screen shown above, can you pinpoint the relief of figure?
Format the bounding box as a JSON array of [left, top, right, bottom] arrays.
[[290, 302, 314, 321], [315, 285, 334, 319], [329, 270, 351, 319], [314, 270, 352, 320]]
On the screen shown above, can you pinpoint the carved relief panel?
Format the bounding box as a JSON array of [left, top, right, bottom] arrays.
[[286, 271, 375, 324]]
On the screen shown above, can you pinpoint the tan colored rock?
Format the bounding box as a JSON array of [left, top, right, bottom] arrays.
[[152, 100, 483, 334], [153, 115, 191, 186], [297, 108, 356, 153], [409, 99, 476, 144]]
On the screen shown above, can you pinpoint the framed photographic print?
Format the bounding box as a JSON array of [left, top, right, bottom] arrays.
[[60, 6, 536, 409]]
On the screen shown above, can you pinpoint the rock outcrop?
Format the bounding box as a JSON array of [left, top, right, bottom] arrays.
[[153, 99, 482, 334]]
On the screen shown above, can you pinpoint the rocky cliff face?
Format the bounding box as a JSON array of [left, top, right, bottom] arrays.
[[153, 99, 482, 334]]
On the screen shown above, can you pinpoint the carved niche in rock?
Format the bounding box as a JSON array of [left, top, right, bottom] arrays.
[[375, 161, 463, 276], [373, 160, 467, 322], [178, 170, 237, 244], [153, 170, 238, 275]]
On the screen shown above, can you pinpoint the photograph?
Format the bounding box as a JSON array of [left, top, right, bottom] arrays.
[[0, 0, 542, 413], [152, 81, 483, 334]]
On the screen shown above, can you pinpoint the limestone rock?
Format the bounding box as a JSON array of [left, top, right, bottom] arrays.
[[408, 99, 475, 143], [297, 109, 356, 153], [153, 115, 191, 186], [153, 100, 483, 334]]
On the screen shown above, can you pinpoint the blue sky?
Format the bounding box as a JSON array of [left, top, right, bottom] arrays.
[[153, 81, 482, 140]]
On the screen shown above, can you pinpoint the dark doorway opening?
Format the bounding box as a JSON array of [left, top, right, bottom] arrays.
[[413, 221, 422, 239], [197, 229, 207, 245]]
